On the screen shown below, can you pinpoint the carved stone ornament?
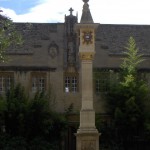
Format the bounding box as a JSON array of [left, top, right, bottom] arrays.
[[83, 0, 89, 3], [79, 52, 95, 60], [48, 41, 59, 58], [82, 31, 93, 45], [81, 140, 96, 150]]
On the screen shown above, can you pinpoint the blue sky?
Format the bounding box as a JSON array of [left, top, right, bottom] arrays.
[[1, 0, 39, 14], [0, 0, 150, 24]]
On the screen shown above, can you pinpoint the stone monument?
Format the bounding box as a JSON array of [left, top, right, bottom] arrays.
[[75, 0, 100, 150]]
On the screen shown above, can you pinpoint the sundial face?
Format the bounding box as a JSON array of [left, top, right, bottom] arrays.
[[82, 31, 93, 44]]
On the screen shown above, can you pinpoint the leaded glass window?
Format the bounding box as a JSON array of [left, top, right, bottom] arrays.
[[94, 69, 117, 93], [64, 74, 78, 93], [31, 72, 46, 92], [0, 72, 14, 93], [95, 71, 110, 93]]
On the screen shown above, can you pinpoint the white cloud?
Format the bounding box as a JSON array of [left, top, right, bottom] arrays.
[[0, 7, 17, 19], [1, 0, 150, 24], [91, 0, 150, 24], [1, 0, 82, 23]]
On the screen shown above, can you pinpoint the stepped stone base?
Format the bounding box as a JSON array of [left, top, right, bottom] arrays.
[[75, 131, 100, 150]]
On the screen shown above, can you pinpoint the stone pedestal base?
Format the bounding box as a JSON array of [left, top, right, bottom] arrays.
[[75, 131, 100, 150]]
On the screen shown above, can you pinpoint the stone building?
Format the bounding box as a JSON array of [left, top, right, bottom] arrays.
[[1, 9, 150, 114], [1, 5, 150, 150]]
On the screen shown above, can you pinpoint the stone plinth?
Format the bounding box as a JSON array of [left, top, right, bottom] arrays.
[[75, 132, 100, 150]]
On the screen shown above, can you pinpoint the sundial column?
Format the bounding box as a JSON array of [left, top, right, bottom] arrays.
[[75, 24, 100, 150], [75, 0, 100, 149]]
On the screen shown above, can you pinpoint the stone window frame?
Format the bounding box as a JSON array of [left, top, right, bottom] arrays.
[[0, 72, 14, 93], [30, 72, 46, 93], [64, 72, 79, 93]]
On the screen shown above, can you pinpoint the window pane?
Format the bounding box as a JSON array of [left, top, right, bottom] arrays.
[[0, 73, 14, 93], [65, 77, 70, 92], [32, 77, 37, 92], [31, 74, 46, 92], [39, 77, 45, 91], [5, 77, 12, 91], [96, 79, 100, 93], [94, 71, 110, 93], [64, 74, 78, 93], [71, 77, 77, 92]]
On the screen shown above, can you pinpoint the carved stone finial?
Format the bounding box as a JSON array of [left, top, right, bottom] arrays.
[[80, 0, 93, 23], [83, 2, 89, 12], [83, 0, 89, 3], [69, 7, 74, 15]]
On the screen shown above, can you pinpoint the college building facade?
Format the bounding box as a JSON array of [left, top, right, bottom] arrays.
[[1, 9, 150, 114]]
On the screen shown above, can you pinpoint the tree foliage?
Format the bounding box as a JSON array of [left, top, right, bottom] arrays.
[[0, 84, 68, 150], [100, 37, 150, 148], [121, 36, 144, 76], [0, 14, 22, 62]]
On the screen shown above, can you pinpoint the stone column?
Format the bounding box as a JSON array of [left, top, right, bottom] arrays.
[[75, 51, 100, 150], [75, 1, 100, 149], [78, 53, 97, 131]]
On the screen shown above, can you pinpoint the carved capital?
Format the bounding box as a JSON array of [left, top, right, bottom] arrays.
[[79, 52, 95, 60]]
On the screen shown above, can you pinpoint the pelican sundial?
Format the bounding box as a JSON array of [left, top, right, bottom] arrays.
[[82, 31, 93, 44]]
